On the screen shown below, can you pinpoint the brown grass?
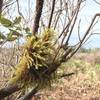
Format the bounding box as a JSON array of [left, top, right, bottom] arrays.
[[0, 48, 100, 100]]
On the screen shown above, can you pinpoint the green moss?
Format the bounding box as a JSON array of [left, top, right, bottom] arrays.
[[10, 29, 59, 90]]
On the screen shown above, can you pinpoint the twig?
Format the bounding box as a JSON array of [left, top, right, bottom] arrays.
[[67, 13, 100, 60], [16, 0, 25, 19], [48, 0, 56, 28], [18, 85, 38, 100], [93, 0, 100, 5], [65, 0, 82, 45], [60, 72, 75, 78]]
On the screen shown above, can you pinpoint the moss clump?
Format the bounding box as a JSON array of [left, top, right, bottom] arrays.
[[10, 29, 58, 89]]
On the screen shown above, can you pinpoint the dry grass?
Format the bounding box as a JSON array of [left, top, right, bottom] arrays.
[[35, 58, 100, 100], [0, 48, 100, 100]]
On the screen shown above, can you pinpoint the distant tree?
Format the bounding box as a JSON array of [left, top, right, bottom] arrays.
[[79, 47, 91, 53]]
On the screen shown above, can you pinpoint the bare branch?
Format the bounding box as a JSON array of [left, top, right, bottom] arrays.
[[0, 0, 3, 15], [33, 0, 44, 35], [93, 0, 100, 5], [67, 13, 100, 59], [60, 72, 75, 78], [78, 19, 81, 42], [0, 84, 22, 99], [16, 0, 25, 19], [18, 85, 38, 100], [48, 0, 56, 28], [65, 0, 82, 45]]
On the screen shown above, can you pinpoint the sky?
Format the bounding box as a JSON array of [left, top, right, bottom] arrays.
[[19, 0, 100, 48], [1, 0, 100, 48], [69, 0, 100, 48], [83, 0, 100, 48]]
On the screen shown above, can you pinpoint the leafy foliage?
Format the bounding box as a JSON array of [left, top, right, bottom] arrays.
[[0, 32, 6, 39], [0, 16, 30, 43], [13, 17, 21, 25], [0, 16, 13, 27]]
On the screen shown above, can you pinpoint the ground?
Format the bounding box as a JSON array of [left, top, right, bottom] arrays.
[[0, 48, 100, 100]]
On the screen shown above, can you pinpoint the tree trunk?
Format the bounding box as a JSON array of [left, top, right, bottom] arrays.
[[33, 0, 44, 35], [0, 0, 3, 14]]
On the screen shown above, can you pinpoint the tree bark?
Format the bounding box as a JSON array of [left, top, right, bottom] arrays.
[[18, 86, 38, 100], [48, 0, 56, 28], [0, 84, 21, 99], [0, 0, 3, 14], [33, 0, 44, 35]]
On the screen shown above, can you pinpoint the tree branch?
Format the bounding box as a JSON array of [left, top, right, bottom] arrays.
[[19, 72, 75, 100], [0, 0, 3, 15], [93, 0, 100, 5], [60, 72, 75, 78], [66, 13, 100, 59], [33, 0, 44, 35], [18, 85, 38, 100], [0, 84, 22, 99], [48, 0, 56, 28]]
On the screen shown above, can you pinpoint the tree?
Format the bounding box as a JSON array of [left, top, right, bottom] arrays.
[[0, 0, 100, 99]]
